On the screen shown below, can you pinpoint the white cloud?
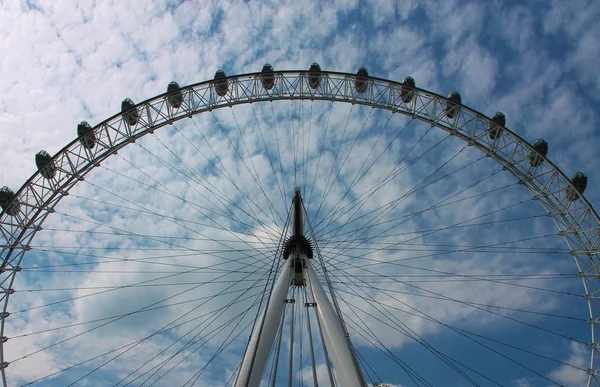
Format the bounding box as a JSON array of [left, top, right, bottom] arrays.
[[0, 0, 598, 386], [549, 342, 589, 387]]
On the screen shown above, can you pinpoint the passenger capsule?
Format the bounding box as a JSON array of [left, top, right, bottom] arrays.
[[488, 112, 505, 140], [400, 76, 415, 103], [77, 121, 95, 149], [214, 70, 228, 97], [167, 81, 183, 109], [35, 150, 56, 179], [566, 172, 587, 202], [445, 91, 461, 119], [121, 98, 139, 126], [261, 63, 275, 90], [0, 186, 19, 216], [529, 138, 548, 167], [355, 67, 368, 94], [308, 63, 322, 90]]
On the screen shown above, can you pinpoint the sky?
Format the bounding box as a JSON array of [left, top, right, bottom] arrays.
[[0, 0, 600, 386]]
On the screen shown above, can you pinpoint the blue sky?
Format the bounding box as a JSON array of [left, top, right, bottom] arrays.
[[0, 0, 599, 386]]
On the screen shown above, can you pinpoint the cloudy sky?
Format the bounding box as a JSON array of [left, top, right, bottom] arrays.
[[0, 0, 599, 386]]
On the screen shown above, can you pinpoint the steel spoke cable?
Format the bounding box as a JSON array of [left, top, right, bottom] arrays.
[[10, 286, 260, 340], [353, 348, 384, 387], [270, 101, 288, 204], [230, 106, 285, 225], [338, 286, 585, 368], [315, 170, 517, 243], [250, 103, 287, 210], [314, 112, 413, 232], [20, 248, 271, 272], [164, 277, 274, 387], [110, 146, 282, 245], [18, 278, 266, 293], [306, 100, 335, 213], [320, 198, 540, 269], [302, 100, 313, 200], [311, 123, 446, 234], [12, 253, 270, 314], [313, 137, 479, 254], [146, 130, 279, 231], [207, 111, 283, 227], [331, 275, 578, 283], [80, 167, 232, 220], [9, 260, 270, 364], [314, 105, 377, 225], [47, 209, 275, 274], [329, 256, 547, 383], [239, 203, 292, 383], [68, 285, 268, 387], [317, 213, 547, 250], [135, 132, 282, 249], [327, 258, 585, 343], [28, 245, 271, 253], [310, 103, 357, 224], [320, 234, 579, 299], [119, 266, 271, 387], [337, 293, 498, 387], [38, 227, 281, 246], [321, 231, 560, 267], [292, 99, 299, 187], [322, 239, 579, 297], [18, 273, 269, 386], [66, 186, 281, 247], [336, 309, 433, 387], [148, 126, 253, 223], [332, 275, 568, 386], [183, 317, 258, 387], [313, 109, 399, 258], [314, 105, 386, 233], [134, 136, 283, 251], [313, 136, 498, 242], [315, 211, 549, 264], [316, 239, 566, 254], [330, 272, 577, 279], [26, 235, 272, 276], [334, 284, 584, 365], [325, 256, 483, 386]]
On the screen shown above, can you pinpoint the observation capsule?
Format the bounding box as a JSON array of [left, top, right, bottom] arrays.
[[445, 91, 461, 119], [260, 63, 275, 91], [214, 70, 228, 97], [488, 112, 505, 140], [77, 121, 95, 149], [308, 63, 322, 90], [529, 138, 548, 167], [167, 81, 183, 109], [400, 76, 415, 103], [566, 172, 587, 202], [0, 186, 19, 216], [121, 98, 139, 126], [35, 150, 56, 179], [354, 67, 368, 94]]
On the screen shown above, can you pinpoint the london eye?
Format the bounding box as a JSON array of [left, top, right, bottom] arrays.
[[0, 65, 597, 386]]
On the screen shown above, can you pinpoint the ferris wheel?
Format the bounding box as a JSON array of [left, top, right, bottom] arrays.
[[0, 65, 598, 386]]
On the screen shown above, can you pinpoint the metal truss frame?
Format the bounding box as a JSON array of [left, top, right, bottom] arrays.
[[0, 70, 598, 386]]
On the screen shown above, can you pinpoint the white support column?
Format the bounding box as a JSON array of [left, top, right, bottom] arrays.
[[234, 261, 294, 387], [306, 260, 368, 387]]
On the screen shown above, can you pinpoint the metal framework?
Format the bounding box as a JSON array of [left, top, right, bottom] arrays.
[[0, 70, 599, 386], [235, 188, 367, 386]]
